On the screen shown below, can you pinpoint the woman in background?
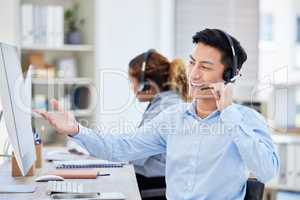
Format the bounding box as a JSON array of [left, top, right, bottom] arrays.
[[128, 50, 188, 200]]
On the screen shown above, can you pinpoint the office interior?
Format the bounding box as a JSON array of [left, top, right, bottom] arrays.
[[0, 0, 300, 199]]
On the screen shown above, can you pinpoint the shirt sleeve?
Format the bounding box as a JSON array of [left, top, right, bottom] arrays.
[[70, 114, 168, 162], [220, 104, 280, 183]]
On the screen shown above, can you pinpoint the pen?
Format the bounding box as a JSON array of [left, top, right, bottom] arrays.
[[97, 172, 111, 176]]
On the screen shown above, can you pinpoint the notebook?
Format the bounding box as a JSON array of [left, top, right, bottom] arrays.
[[54, 160, 125, 169]]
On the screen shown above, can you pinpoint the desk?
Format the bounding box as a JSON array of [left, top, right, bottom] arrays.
[[0, 147, 141, 200]]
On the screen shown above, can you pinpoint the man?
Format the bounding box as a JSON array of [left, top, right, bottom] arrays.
[[38, 28, 279, 200]]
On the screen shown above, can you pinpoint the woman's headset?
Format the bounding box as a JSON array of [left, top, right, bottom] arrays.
[[138, 49, 156, 92], [217, 30, 241, 84]]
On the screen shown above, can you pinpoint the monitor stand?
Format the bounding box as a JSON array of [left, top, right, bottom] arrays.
[[11, 153, 35, 177], [11, 152, 35, 177]]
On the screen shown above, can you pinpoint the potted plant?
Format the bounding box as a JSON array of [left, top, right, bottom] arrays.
[[64, 3, 85, 44]]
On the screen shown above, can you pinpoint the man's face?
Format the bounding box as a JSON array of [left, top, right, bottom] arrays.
[[187, 43, 225, 99]]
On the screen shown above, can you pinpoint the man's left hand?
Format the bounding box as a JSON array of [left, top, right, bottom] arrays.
[[209, 82, 233, 111]]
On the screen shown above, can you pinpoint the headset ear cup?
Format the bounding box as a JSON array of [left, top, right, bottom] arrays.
[[138, 80, 151, 92], [138, 82, 144, 92], [143, 81, 151, 91], [223, 68, 233, 83]]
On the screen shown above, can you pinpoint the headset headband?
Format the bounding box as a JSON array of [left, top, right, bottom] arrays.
[[139, 49, 156, 91], [218, 30, 239, 83]]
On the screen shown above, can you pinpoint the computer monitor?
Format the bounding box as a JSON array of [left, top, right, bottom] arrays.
[[0, 43, 36, 176]]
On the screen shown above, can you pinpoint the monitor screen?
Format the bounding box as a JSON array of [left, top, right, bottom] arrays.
[[0, 43, 36, 176]]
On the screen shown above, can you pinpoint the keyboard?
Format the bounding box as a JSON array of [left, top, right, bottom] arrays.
[[47, 181, 84, 194], [47, 181, 126, 199]]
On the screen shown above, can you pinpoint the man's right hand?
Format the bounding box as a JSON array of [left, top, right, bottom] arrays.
[[34, 99, 79, 137]]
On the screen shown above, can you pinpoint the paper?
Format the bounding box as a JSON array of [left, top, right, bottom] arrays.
[[44, 149, 89, 161], [0, 185, 36, 193]]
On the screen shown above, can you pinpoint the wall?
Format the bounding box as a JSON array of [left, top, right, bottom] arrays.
[[0, 0, 19, 45], [174, 0, 259, 101], [94, 0, 174, 132], [0, 0, 19, 164], [260, 0, 300, 128]]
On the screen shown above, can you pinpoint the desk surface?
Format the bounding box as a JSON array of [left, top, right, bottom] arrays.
[[0, 147, 141, 200]]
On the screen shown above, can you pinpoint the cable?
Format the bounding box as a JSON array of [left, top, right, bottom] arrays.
[[1, 139, 11, 161], [3, 138, 8, 154], [0, 110, 11, 161], [0, 154, 11, 158]]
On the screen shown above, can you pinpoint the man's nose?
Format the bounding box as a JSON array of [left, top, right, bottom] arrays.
[[190, 65, 202, 80]]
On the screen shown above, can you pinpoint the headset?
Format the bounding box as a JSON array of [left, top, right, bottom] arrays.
[[138, 49, 156, 92], [217, 30, 241, 84]]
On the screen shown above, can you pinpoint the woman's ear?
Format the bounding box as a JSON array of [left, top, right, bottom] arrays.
[[135, 80, 160, 102], [146, 80, 161, 94]]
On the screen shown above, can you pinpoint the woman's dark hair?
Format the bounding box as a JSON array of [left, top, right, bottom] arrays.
[[192, 28, 247, 70], [128, 51, 188, 101]]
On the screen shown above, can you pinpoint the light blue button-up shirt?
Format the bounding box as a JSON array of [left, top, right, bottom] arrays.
[[72, 102, 279, 200], [133, 90, 182, 177]]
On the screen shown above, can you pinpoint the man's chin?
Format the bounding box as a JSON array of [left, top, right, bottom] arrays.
[[190, 91, 215, 100]]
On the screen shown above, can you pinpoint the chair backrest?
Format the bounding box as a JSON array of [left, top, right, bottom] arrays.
[[244, 178, 265, 200]]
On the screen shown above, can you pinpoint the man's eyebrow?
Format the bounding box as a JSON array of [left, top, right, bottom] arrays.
[[199, 60, 214, 65], [189, 55, 215, 67], [190, 55, 214, 65], [189, 55, 196, 61]]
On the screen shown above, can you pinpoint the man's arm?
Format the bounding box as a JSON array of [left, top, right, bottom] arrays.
[[70, 119, 167, 162], [35, 99, 169, 162], [220, 105, 280, 183]]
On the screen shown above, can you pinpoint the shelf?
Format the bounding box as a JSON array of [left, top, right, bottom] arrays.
[[21, 44, 94, 52], [32, 77, 93, 85], [72, 109, 93, 117], [34, 109, 93, 118], [266, 183, 300, 192], [271, 133, 300, 144]]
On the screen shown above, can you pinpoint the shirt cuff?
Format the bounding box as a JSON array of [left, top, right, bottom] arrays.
[[72, 124, 89, 140]]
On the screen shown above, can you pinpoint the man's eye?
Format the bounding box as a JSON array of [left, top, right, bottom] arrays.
[[201, 66, 210, 70], [189, 60, 195, 65]]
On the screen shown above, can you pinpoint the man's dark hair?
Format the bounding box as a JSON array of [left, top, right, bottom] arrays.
[[192, 28, 247, 70]]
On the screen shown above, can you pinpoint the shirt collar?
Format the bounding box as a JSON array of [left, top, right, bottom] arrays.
[[150, 91, 179, 105], [185, 100, 220, 120]]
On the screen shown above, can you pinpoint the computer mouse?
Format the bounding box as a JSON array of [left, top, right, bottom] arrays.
[[35, 175, 65, 182]]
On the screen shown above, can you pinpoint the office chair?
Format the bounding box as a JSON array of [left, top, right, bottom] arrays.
[[139, 177, 264, 200], [244, 178, 265, 200]]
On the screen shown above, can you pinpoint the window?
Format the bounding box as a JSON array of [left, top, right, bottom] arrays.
[[260, 13, 273, 41], [296, 88, 300, 127], [296, 16, 300, 43]]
